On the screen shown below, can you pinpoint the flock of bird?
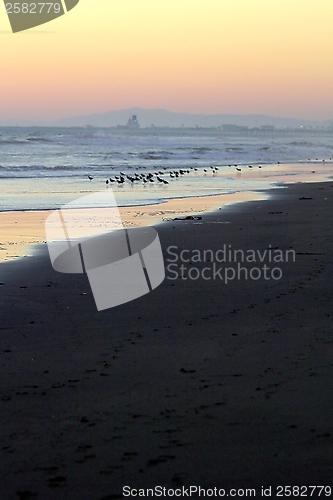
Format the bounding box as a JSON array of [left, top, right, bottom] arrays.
[[86, 159, 333, 184], [88, 166, 222, 185], [105, 171, 170, 185], [228, 164, 262, 172]]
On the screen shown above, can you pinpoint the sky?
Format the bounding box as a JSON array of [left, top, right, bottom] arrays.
[[1, 0, 333, 121]]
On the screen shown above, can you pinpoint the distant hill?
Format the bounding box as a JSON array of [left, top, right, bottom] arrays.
[[51, 107, 332, 128], [1, 107, 333, 128]]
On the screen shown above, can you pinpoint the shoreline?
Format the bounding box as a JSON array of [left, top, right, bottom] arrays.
[[0, 188, 268, 214], [1, 180, 332, 497], [0, 189, 268, 262]]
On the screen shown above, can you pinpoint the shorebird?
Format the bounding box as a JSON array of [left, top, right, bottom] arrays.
[[106, 179, 109, 185], [236, 167, 242, 172], [88, 175, 93, 181]]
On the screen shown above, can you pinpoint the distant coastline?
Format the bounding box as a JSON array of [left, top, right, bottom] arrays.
[[1, 124, 333, 137], [1, 106, 333, 129]]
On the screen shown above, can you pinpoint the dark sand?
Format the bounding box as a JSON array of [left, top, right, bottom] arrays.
[[1, 182, 332, 499]]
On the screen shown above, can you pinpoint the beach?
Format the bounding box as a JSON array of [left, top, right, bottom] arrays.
[[1, 181, 332, 499]]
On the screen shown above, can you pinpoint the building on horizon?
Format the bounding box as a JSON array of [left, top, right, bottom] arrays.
[[126, 115, 140, 129]]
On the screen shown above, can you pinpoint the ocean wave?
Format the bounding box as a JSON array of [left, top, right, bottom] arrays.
[[226, 147, 245, 152], [0, 165, 77, 170], [0, 139, 28, 145], [0, 136, 54, 146], [288, 141, 315, 147], [26, 136, 53, 143]]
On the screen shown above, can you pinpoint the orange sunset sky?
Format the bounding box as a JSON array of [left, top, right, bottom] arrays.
[[1, 0, 333, 121]]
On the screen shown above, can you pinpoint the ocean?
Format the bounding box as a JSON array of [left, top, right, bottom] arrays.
[[1, 127, 333, 212]]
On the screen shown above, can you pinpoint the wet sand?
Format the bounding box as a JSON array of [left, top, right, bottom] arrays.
[[0, 182, 332, 499], [0, 191, 266, 262]]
